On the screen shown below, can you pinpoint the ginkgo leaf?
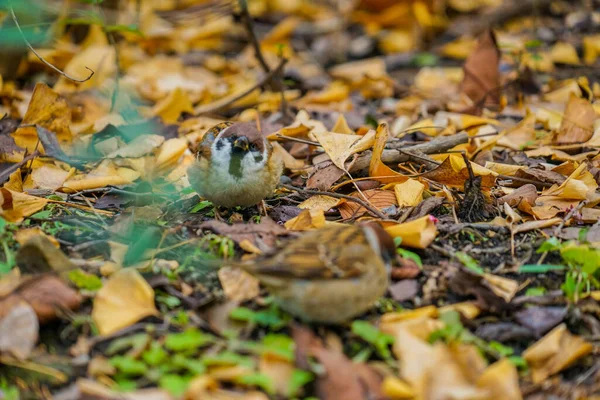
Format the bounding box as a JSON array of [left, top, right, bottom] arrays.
[[394, 179, 425, 207], [152, 88, 195, 124], [369, 123, 408, 184], [92, 269, 158, 336], [0, 188, 49, 223], [385, 215, 438, 249], [523, 324, 593, 383], [284, 209, 326, 231], [313, 130, 375, 170]]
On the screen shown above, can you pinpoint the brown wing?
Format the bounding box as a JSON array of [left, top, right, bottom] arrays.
[[198, 121, 234, 160], [243, 225, 372, 280]]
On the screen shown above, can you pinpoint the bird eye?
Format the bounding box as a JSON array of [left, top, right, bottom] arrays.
[[250, 143, 258, 151]]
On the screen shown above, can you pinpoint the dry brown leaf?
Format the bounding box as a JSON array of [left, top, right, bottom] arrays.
[[424, 155, 496, 189], [385, 215, 438, 249], [523, 324, 593, 383], [496, 114, 537, 150], [554, 95, 597, 144], [460, 30, 501, 109], [199, 218, 287, 253], [218, 266, 259, 302], [258, 355, 295, 397], [292, 324, 385, 400], [338, 189, 397, 219], [27, 164, 70, 191], [0, 301, 38, 360], [0, 275, 81, 324], [92, 269, 158, 336]]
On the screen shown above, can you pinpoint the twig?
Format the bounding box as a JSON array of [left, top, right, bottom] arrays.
[[0, 151, 39, 184], [280, 183, 387, 220], [238, 0, 271, 76], [196, 58, 287, 115], [350, 132, 469, 172], [553, 201, 587, 236], [276, 134, 320, 146], [9, 6, 94, 83]]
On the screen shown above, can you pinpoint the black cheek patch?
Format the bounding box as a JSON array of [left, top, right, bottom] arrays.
[[215, 140, 224, 151], [254, 154, 263, 163]]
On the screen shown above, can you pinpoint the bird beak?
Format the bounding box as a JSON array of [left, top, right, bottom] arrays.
[[233, 136, 250, 152]]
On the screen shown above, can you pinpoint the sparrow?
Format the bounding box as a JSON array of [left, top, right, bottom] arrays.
[[188, 122, 283, 208], [237, 222, 396, 324]]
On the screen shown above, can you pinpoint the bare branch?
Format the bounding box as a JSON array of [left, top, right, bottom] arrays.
[[10, 6, 94, 83]]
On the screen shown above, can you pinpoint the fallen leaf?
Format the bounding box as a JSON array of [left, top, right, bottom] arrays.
[[13, 83, 72, 149], [16, 235, 75, 277], [369, 123, 408, 184], [313, 130, 375, 170], [152, 88, 195, 124], [523, 323, 593, 383], [0, 301, 38, 360], [460, 30, 501, 109], [92, 269, 159, 336], [550, 42, 580, 65], [284, 209, 326, 231], [385, 215, 438, 249], [292, 324, 385, 400], [394, 179, 425, 207], [106, 135, 165, 159], [0, 275, 81, 324], [476, 359, 522, 400], [515, 307, 567, 337], [218, 266, 259, 302], [423, 155, 496, 189], [306, 162, 345, 191], [298, 195, 340, 212], [0, 188, 49, 223], [554, 95, 596, 144]]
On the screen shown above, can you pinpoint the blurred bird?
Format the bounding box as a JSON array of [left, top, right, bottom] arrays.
[[188, 121, 283, 208], [237, 222, 396, 324]]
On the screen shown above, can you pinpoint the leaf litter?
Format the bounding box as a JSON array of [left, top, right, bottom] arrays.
[[0, 0, 600, 399]]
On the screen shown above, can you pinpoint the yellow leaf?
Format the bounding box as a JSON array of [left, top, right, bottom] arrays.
[[152, 88, 195, 124], [259, 355, 295, 396], [379, 30, 415, 54], [15, 228, 59, 248], [218, 266, 259, 302], [331, 114, 354, 134], [482, 273, 519, 302], [369, 123, 409, 184], [55, 45, 116, 91], [550, 42, 580, 65], [63, 175, 133, 193], [381, 376, 414, 399], [306, 81, 349, 104], [442, 37, 477, 59], [284, 209, 326, 231], [523, 324, 593, 384], [271, 142, 304, 170], [394, 179, 425, 207], [385, 215, 438, 249], [544, 80, 583, 103], [298, 195, 340, 212], [92, 269, 158, 336], [155, 138, 188, 171], [583, 34, 600, 65], [27, 164, 70, 191], [477, 359, 522, 400], [438, 302, 480, 319], [13, 83, 72, 149], [0, 189, 49, 223], [496, 114, 537, 150], [313, 130, 375, 170]]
